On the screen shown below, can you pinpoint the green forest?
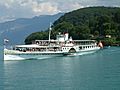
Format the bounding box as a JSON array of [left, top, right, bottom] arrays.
[[25, 7, 120, 46]]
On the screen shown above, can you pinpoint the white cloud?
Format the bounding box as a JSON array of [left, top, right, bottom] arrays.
[[0, 0, 14, 8], [32, 2, 61, 15], [0, 15, 15, 23], [0, 0, 120, 23], [72, 2, 84, 9], [59, 2, 84, 12]]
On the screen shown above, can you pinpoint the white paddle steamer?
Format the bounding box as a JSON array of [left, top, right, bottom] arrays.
[[4, 26, 103, 60]]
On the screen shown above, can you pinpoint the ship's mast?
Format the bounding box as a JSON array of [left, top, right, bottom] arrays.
[[49, 22, 52, 43]]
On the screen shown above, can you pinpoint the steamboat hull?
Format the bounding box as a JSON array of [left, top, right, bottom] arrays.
[[4, 50, 63, 60]]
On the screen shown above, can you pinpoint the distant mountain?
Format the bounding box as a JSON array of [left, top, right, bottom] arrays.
[[0, 13, 64, 45]]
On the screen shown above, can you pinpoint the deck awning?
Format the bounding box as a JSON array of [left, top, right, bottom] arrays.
[[15, 44, 60, 48], [15, 44, 43, 48]]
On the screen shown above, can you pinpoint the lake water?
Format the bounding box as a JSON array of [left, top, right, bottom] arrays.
[[0, 46, 120, 90]]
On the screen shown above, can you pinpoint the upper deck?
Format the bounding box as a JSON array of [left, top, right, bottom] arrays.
[[33, 39, 97, 46]]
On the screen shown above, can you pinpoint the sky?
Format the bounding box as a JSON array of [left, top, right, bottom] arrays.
[[0, 0, 120, 23]]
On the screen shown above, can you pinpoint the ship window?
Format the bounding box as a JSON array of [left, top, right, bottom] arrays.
[[79, 46, 82, 49]]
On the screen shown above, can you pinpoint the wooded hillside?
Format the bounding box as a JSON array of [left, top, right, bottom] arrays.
[[25, 7, 120, 45]]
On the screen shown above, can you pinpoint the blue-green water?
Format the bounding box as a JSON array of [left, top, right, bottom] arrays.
[[0, 46, 120, 90]]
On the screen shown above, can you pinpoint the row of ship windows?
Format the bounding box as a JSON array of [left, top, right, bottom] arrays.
[[79, 46, 96, 49], [62, 48, 70, 50], [62, 46, 96, 50]]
